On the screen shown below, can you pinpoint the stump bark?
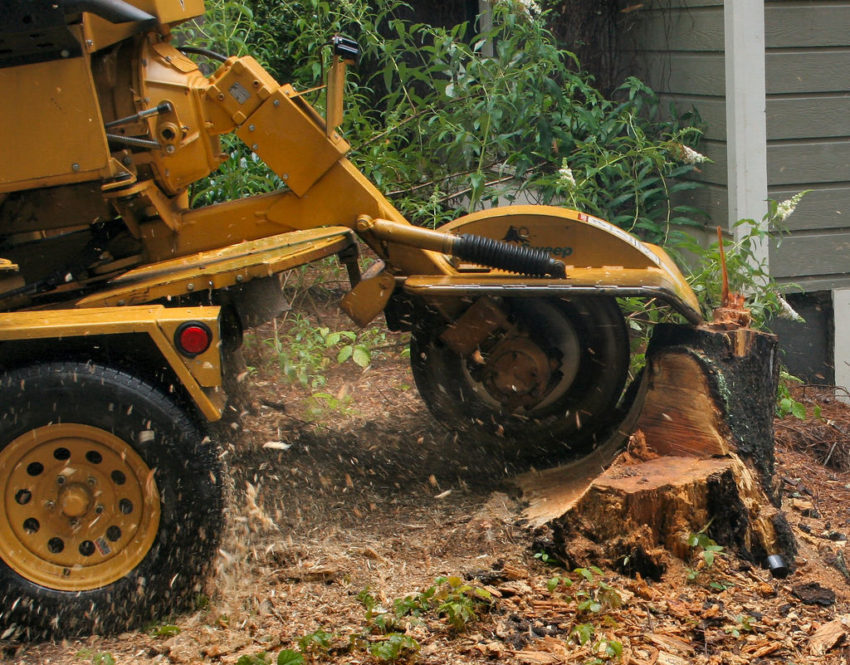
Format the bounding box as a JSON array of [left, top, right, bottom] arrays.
[[518, 322, 796, 575]]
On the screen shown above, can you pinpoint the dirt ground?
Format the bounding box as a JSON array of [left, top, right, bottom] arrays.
[[7, 299, 850, 664]]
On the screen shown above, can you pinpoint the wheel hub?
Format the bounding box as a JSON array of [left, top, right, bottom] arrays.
[[0, 423, 161, 591], [59, 482, 93, 518], [481, 337, 553, 408]]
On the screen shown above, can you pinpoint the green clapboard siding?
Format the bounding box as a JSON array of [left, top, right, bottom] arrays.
[[638, 53, 725, 96], [771, 232, 850, 278], [767, 52, 850, 94], [628, 0, 850, 285], [627, 8, 723, 52], [768, 96, 850, 140], [778, 274, 850, 292], [643, 0, 722, 8], [766, 4, 850, 48], [767, 141, 850, 186]]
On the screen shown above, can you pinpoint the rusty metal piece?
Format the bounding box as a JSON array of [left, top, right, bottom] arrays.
[[438, 296, 508, 356], [480, 336, 552, 408]]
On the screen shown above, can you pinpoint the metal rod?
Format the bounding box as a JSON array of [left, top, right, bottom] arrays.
[[104, 102, 171, 129], [106, 134, 161, 149]]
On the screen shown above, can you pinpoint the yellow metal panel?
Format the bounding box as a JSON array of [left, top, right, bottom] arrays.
[[0, 306, 223, 420], [76, 227, 355, 307], [439, 205, 662, 269], [236, 86, 350, 197], [131, 0, 205, 24], [402, 269, 703, 325], [431, 204, 702, 319], [0, 55, 110, 192], [140, 41, 224, 194]]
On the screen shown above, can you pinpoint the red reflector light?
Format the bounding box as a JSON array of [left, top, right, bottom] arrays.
[[175, 322, 212, 357]]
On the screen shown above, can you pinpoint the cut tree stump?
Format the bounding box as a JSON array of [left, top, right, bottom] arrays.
[[518, 322, 797, 575]]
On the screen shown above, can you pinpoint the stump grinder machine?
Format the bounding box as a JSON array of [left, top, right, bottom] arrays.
[[0, 0, 704, 635]]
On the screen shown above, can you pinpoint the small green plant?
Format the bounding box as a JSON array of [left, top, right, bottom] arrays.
[[534, 550, 562, 566], [368, 633, 420, 662], [432, 575, 493, 632], [76, 651, 115, 665], [148, 623, 182, 637], [686, 527, 728, 589], [297, 628, 334, 656], [262, 314, 388, 389], [276, 651, 304, 665], [687, 531, 724, 568], [303, 391, 356, 421], [570, 623, 624, 662], [236, 654, 273, 665], [725, 614, 756, 638], [357, 588, 405, 634], [570, 621, 596, 646], [366, 576, 491, 634], [572, 567, 624, 615], [678, 193, 809, 327], [777, 368, 821, 421], [547, 573, 574, 592], [325, 329, 372, 367]]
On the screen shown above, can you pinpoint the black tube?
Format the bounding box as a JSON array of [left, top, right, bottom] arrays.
[[453, 234, 566, 278], [62, 0, 155, 25], [177, 46, 230, 63]]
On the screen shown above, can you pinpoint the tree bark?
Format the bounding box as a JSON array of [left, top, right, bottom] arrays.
[[519, 322, 797, 575]]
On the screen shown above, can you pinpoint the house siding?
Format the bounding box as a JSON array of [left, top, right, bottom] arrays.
[[623, 0, 850, 290]]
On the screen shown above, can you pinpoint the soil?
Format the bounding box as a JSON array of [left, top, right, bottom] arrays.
[[6, 292, 850, 665]]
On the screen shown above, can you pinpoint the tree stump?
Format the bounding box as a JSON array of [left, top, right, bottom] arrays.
[[518, 322, 797, 576]]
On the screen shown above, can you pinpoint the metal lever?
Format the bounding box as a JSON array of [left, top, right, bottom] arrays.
[[105, 102, 172, 130]]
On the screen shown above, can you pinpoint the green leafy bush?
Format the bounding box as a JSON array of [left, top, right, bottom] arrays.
[[181, 0, 704, 242]]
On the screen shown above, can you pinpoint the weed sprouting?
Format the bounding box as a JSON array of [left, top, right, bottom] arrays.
[[368, 633, 420, 662], [297, 628, 334, 656], [686, 528, 729, 590], [75, 650, 116, 665], [360, 577, 492, 634], [547, 566, 624, 615], [256, 314, 393, 390], [271, 577, 485, 663]]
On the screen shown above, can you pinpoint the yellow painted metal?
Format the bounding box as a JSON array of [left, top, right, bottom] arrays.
[[433, 205, 702, 320], [403, 269, 703, 324], [326, 57, 347, 134], [0, 306, 224, 420], [133, 0, 206, 25], [206, 55, 278, 128], [440, 205, 668, 268], [0, 423, 160, 591], [235, 85, 350, 197], [138, 159, 448, 278], [340, 272, 396, 327], [355, 216, 457, 254], [139, 40, 226, 195], [0, 48, 112, 193], [82, 14, 144, 53], [76, 227, 355, 309]]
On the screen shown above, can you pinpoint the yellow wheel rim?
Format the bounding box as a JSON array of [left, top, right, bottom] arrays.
[[0, 423, 161, 591]]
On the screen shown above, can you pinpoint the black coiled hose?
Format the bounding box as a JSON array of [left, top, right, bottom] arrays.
[[453, 234, 566, 278]]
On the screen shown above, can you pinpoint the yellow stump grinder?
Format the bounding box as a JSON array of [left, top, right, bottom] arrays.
[[0, 0, 704, 636]]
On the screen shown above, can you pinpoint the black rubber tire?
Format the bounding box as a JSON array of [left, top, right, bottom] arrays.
[[0, 362, 223, 638], [410, 297, 630, 451]]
